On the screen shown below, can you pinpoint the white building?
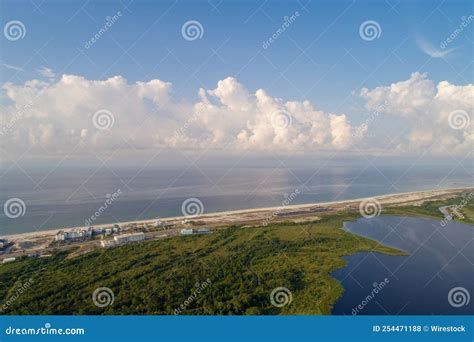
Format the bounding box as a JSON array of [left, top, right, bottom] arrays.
[[55, 228, 93, 241], [2, 257, 16, 264], [114, 232, 145, 245], [55, 230, 67, 241], [180, 228, 210, 235], [101, 239, 116, 248], [68, 230, 85, 240]]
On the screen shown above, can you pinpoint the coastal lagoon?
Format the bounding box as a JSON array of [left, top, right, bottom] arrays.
[[331, 216, 474, 315], [0, 163, 472, 235]]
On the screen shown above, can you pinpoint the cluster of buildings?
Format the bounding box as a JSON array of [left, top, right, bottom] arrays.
[[100, 232, 145, 248], [52, 220, 209, 250], [180, 228, 210, 236], [1, 221, 213, 264], [54, 222, 147, 249], [55, 224, 121, 242]]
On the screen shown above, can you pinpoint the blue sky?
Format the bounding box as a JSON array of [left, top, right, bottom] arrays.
[[1, 0, 472, 114]]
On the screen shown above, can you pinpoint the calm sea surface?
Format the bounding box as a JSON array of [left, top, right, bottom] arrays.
[[0, 163, 472, 235], [331, 216, 474, 315]]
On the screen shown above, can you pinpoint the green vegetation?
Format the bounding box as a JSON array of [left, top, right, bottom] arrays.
[[2, 195, 473, 316], [0, 212, 404, 315], [384, 194, 474, 225]]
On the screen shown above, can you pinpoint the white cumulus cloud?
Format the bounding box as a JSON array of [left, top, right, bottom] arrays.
[[1, 75, 362, 155], [0, 73, 471, 157], [360, 72, 473, 154]]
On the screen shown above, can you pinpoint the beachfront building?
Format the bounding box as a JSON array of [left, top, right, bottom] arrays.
[[180, 228, 194, 235], [55, 230, 67, 241], [114, 232, 145, 245], [180, 228, 211, 235], [69, 230, 84, 240], [2, 257, 15, 264], [100, 232, 145, 248], [55, 225, 123, 244], [101, 239, 116, 248], [55, 228, 94, 242]]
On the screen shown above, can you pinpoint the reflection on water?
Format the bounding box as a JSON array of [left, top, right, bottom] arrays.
[[0, 164, 471, 235], [331, 216, 474, 315]]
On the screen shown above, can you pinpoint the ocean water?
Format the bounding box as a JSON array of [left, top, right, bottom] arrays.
[[331, 216, 474, 315], [0, 162, 472, 236]]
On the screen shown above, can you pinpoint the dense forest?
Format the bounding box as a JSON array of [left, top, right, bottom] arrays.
[[0, 211, 407, 315]]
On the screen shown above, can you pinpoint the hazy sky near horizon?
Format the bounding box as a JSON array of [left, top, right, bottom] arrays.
[[0, 0, 473, 164]]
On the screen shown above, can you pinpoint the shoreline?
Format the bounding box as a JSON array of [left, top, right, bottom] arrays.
[[2, 186, 471, 241]]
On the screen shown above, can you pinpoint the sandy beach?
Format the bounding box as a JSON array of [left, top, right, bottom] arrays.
[[2, 187, 470, 242]]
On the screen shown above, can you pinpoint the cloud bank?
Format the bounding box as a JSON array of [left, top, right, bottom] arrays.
[[360, 72, 472, 155], [1, 72, 472, 157]]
